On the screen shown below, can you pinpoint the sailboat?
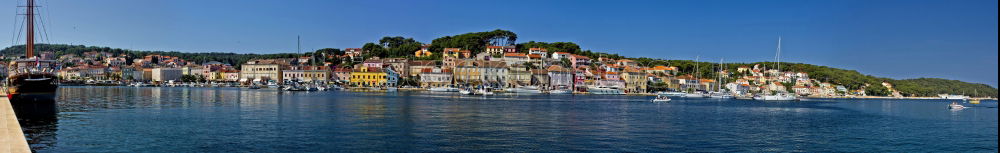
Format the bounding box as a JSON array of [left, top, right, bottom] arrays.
[[708, 58, 733, 99], [756, 36, 797, 101], [7, 0, 60, 117]]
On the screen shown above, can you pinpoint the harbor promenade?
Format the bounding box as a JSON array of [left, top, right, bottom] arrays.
[[1, 92, 31, 153]]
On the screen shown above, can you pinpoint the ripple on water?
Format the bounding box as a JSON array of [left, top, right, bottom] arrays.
[[21, 87, 1000, 152]]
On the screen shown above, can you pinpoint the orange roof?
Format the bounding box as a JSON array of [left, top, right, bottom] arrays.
[[572, 55, 590, 59], [700, 79, 716, 83], [527, 54, 542, 59], [504, 53, 526, 57], [486, 46, 503, 49]]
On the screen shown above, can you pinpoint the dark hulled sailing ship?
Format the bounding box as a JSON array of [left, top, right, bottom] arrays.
[[6, 0, 59, 117]]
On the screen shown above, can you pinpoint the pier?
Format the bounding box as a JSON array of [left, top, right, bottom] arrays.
[[1, 93, 31, 153]]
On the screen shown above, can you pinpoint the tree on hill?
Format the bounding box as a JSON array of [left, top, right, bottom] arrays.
[[429, 29, 517, 55]]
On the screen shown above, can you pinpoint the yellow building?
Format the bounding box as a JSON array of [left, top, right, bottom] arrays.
[[350, 66, 387, 87], [621, 67, 648, 93]]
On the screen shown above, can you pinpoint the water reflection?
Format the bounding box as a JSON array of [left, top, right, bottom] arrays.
[[20, 87, 1000, 152], [18, 109, 58, 151]]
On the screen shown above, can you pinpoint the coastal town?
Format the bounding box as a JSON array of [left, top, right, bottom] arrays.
[[6, 43, 985, 100]]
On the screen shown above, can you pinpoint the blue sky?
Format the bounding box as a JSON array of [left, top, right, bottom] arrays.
[[2, 0, 997, 86]]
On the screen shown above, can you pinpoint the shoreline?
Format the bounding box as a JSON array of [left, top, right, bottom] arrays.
[[57, 85, 999, 101]]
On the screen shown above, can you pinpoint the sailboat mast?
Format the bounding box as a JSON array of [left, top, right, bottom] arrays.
[[775, 36, 782, 73], [26, 0, 35, 57]]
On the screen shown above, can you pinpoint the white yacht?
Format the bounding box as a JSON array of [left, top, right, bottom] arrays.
[[656, 91, 687, 97], [588, 86, 624, 95], [754, 93, 797, 101], [683, 92, 706, 98], [506, 86, 543, 94]]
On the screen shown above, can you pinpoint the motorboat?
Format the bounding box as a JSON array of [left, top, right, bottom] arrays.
[[948, 102, 966, 109], [651, 95, 672, 102]]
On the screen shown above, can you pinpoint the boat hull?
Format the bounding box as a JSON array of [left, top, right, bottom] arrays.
[[7, 75, 60, 119]]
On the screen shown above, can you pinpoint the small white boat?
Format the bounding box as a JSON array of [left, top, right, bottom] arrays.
[[386, 87, 398, 92], [948, 102, 966, 109], [651, 95, 671, 102]]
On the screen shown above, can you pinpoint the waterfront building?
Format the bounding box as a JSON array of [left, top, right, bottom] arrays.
[[547, 65, 574, 90], [350, 66, 387, 87], [152, 68, 183, 82], [331, 67, 352, 83], [223, 70, 241, 82], [282, 66, 330, 83], [408, 60, 436, 78], [621, 67, 648, 93], [382, 58, 409, 77], [598, 71, 625, 89], [419, 67, 453, 88], [240, 59, 287, 83], [530, 69, 549, 87], [480, 61, 508, 88], [181, 65, 204, 76], [385, 67, 400, 87], [453, 60, 483, 85], [574, 67, 588, 92], [506, 66, 532, 87]]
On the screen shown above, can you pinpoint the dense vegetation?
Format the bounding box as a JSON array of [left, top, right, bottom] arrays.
[[2, 44, 302, 68], [429, 29, 517, 55], [889, 78, 997, 97], [3, 29, 995, 97]]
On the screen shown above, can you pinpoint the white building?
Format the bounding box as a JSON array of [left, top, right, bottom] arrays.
[[152, 68, 183, 82]]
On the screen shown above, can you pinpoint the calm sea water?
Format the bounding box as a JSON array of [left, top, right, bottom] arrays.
[[20, 86, 998, 152]]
